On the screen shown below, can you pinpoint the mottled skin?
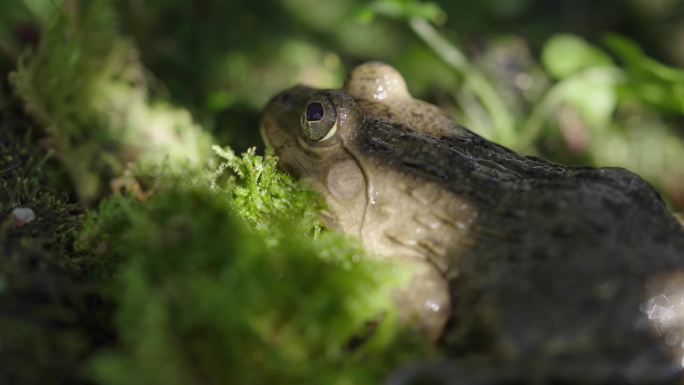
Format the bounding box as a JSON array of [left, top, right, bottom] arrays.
[[261, 62, 684, 384]]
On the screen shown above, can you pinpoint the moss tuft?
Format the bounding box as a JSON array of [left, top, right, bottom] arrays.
[[212, 145, 325, 236]]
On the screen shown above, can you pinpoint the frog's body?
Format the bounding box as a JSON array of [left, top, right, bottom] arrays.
[[260, 62, 684, 383]]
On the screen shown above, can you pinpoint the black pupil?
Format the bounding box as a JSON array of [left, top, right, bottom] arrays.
[[306, 102, 324, 122]]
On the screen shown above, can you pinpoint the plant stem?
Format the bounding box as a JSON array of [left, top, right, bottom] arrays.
[[409, 17, 467, 71], [409, 16, 515, 144]]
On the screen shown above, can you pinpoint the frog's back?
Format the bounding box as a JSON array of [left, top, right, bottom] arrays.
[[362, 118, 684, 383]]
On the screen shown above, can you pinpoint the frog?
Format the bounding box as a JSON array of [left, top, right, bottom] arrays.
[[260, 62, 684, 384]]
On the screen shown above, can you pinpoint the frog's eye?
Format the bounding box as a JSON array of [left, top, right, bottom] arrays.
[[301, 97, 338, 143]]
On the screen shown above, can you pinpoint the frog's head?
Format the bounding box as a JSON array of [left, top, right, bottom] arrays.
[[260, 62, 413, 237], [260, 84, 367, 235], [261, 62, 455, 339]]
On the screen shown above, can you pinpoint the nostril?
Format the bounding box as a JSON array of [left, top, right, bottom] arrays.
[[277, 93, 293, 108]]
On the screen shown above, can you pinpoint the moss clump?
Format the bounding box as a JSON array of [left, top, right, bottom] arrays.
[[212, 146, 324, 236], [86, 172, 426, 385], [10, 0, 213, 204]]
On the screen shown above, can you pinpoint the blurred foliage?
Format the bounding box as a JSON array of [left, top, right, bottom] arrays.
[[1, 0, 684, 383], [534, 33, 684, 207], [10, 0, 213, 204]]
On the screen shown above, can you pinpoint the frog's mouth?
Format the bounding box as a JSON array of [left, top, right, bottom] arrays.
[[258, 111, 285, 156]]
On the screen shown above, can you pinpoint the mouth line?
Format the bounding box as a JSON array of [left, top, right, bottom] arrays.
[[258, 121, 273, 149], [341, 146, 371, 242]]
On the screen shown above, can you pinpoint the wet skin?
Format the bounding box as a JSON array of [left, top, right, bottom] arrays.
[[260, 62, 684, 384]]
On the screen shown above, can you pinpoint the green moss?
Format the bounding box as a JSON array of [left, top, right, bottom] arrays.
[[86, 171, 426, 385], [10, 0, 213, 204]]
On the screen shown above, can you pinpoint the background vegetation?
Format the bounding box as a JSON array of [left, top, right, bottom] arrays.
[[1, 0, 683, 384]]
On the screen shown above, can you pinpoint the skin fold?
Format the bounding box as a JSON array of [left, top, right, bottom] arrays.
[[261, 62, 684, 384]]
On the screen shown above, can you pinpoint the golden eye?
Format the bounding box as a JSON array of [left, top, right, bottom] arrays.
[[301, 97, 337, 143]]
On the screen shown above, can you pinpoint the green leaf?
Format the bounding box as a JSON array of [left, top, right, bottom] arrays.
[[564, 74, 617, 128], [604, 34, 684, 82], [542, 34, 613, 79], [604, 33, 684, 113]]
